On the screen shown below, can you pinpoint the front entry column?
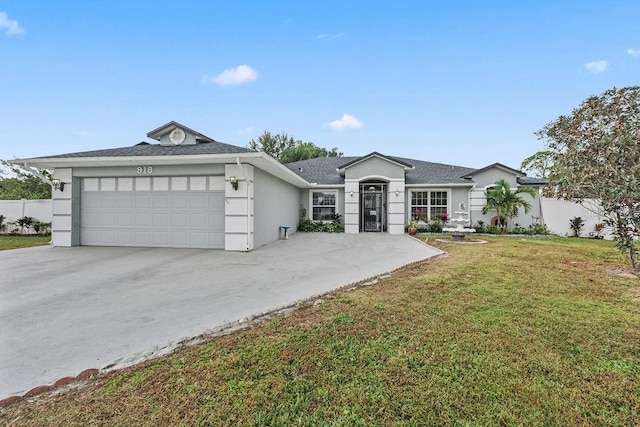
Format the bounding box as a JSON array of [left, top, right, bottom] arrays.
[[224, 163, 254, 251], [387, 179, 405, 234], [343, 179, 359, 234]]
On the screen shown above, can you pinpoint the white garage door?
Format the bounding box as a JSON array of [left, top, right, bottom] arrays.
[[80, 176, 225, 249]]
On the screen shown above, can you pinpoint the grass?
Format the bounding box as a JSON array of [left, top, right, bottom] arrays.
[[0, 235, 50, 251], [1, 237, 639, 426]]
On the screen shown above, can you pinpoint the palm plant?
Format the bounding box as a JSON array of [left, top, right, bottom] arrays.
[[481, 179, 536, 232]]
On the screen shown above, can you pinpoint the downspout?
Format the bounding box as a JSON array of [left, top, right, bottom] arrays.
[[537, 187, 545, 226], [236, 157, 251, 251]]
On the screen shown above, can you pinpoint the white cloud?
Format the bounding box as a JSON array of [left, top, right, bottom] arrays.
[[317, 33, 344, 39], [326, 113, 364, 131], [238, 126, 254, 135], [584, 60, 608, 73], [0, 11, 25, 35], [202, 65, 258, 86], [628, 48, 640, 57]]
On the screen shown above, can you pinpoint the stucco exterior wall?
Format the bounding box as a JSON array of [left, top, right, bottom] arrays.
[[470, 168, 519, 188], [466, 167, 542, 228], [253, 168, 300, 248], [299, 188, 310, 221], [344, 157, 405, 181], [470, 191, 542, 228]]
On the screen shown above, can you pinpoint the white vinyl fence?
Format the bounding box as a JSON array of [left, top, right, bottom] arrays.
[[0, 199, 53, 233], [540, 197, 612, 239], [0, 198, 615, 238]]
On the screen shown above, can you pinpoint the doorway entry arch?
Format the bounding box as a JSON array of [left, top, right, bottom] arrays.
[[360, 181, 387, 232]]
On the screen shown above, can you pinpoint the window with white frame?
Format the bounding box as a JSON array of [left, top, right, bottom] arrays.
[[312, 191, 337, 221], [411, 190, 448, 221]]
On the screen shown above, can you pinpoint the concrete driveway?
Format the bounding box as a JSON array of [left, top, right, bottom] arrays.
[[0, 233, 440, 398]]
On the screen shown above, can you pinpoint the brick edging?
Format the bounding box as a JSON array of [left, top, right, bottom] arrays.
[[0, 368, 99, 409]]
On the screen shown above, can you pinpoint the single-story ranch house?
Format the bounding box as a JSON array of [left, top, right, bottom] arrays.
[[12, 121, 546, 251]]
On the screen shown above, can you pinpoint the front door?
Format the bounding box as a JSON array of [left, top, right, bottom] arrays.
[[360, 183, 386, 232]]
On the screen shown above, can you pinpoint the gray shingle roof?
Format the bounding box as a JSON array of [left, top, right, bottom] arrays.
[[34, 141, 255, 159], [285, 157, 349, 184], [517, 176, 548, 186], [284, 156, 477, 185]]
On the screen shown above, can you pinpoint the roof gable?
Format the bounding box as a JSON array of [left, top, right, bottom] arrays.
[[461, 162, 525, 179], [337, 152, 414, 172], [146, 121, 215, 145]]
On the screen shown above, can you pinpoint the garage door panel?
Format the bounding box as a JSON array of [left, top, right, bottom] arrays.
[[100, 195, 118, 209], [151, 213, 169, 227], [190, 213, 207, 227], [190, 194, 208, 209], [171, 193, 189, 208], [101, 213, 117, 226], [117, 230, 134, 245], [81, 179, 224, 249], [171, 213, 188, 227], [135, 194, 152, 208], [117, 194, 135, 208], [153, 195, 170, 208], [152, 232, 170, 245], [118, 213, 134, 226], [189, 232, 207, 246], [209, 212, 225, 227], [171, 232, 189, 245], [208, 231, 224, 247], [133, 231, 151, 245], [100, 230, 118, 244]]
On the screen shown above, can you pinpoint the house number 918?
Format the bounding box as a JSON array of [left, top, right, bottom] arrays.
[[137, 166, 154, 174]]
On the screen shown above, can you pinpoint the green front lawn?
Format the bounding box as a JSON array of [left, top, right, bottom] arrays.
[[0, 235, 50, 251], [2, 237, 639, 425]]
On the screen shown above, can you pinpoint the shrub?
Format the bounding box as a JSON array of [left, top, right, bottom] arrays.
[[590, 223, 605, 239], [512, 225, 529, 235], [569, 216, 586, 237], [298, 217, 344, 233], [528, 223, 550, 235], [486, 224, 501, 234], [16, 216, 36, 234], [473, 220, 487, 233], [33, 221, 52, 235], [0, 214, 6, 233], [429, 219, 443, 233]]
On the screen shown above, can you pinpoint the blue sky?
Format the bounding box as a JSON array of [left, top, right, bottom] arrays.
[[1, 1, 639, 170]]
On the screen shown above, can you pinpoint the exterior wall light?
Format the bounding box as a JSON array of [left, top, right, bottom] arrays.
[[52, 179, 64, 192], [350, 190, 354, 197], [395, 189, 399, 196], [229, 176, 238, 191]]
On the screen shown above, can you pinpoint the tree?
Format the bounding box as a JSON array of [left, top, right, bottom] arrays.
[[481, 179, 536, 232], [520, 150, 554, 178], [280, 142, 342, 164], [248, 131, 342, 163], [0, 161, 51, 200], [536, 86, 640, 268], [247, 132, 296, 162]]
